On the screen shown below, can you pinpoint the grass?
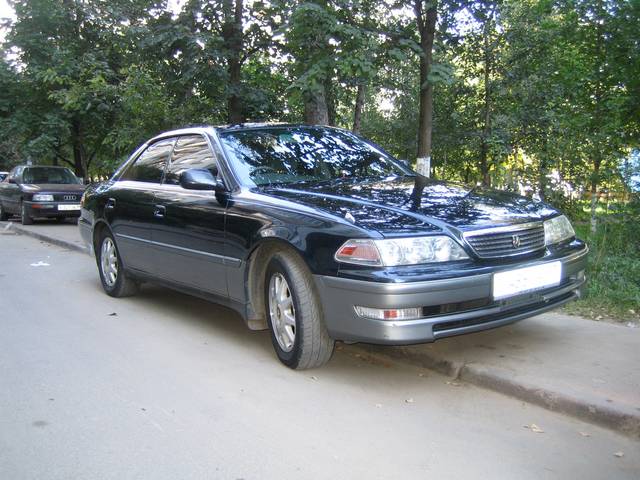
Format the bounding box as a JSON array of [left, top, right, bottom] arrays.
[[562, 212, 640, 324]]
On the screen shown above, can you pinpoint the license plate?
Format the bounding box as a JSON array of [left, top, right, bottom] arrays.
[[58, 204, 81, 211], [492, 261, 562, 300]]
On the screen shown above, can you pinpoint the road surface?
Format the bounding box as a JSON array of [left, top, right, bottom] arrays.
[[0, 232, 638, 479]]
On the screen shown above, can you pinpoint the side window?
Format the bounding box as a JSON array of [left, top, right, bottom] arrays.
[[10, 167, 22, 183], [165, 135, 217, 186], [120, 138, 175, 183]]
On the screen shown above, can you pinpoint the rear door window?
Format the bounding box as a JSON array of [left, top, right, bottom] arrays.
[[120, 138, 175, 183], [164, 135, 218, 186]]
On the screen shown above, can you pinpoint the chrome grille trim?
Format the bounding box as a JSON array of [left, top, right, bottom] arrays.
[[463, 222, 546, 258], [53, 194, 79, 202]]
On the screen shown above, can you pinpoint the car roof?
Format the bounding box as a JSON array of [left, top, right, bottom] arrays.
[[15, 165, 71, 169], [147, 123, 340, 143]]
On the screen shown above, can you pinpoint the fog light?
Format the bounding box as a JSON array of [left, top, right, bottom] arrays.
[[354, 306, 422, 321]]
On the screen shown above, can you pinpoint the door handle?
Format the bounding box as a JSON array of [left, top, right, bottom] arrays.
[[153, 205, 166, 218], [105, 198, 116, 210]]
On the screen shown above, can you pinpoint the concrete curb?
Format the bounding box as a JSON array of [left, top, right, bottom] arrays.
[[4, 222, 638, 438], [1, 222, 89, 255], [354, 344, 640, 439]]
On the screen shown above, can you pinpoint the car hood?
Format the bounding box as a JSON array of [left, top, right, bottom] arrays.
[[20, 183, 86, 194], [259, 176, 558, 235]]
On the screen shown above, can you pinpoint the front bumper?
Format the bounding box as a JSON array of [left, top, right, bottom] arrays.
[[314, 244, 588, 344], [24, 201, 81, 218]]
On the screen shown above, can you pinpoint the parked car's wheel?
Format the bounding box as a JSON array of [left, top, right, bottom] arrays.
[[264, 249, 334, 369], [21, 203, 33, 225], [0, 202, 8, 221], [97, 231, 138, 297]]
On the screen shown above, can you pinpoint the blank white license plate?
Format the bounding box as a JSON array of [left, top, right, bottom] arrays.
[[492, 261, 562, 300], [58, 204, 81, 211]]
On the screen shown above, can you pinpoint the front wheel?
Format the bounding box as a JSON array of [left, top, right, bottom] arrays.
[[264, 250, 334, 369], [21, 203, 33, 225], [97, 231, 139, 297]]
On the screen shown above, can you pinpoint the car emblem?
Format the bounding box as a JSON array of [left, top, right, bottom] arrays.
[[63, 195, 76, 201], [511, 234, 521, 248]]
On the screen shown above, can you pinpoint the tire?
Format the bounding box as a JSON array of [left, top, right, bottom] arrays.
[[96, 230, 139, 297], [21, 203, 33, 225], [264, 249, 334, 369], [0, 202, 8, 221]]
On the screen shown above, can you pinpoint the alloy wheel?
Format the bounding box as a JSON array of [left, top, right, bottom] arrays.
[[268, 273, 296, 352], [100, 237, 118, 287]]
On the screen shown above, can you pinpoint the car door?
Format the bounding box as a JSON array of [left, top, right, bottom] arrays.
[[2, 167, 24, 214], [107, 137, 175, 275], [151, 134, 228, 296]]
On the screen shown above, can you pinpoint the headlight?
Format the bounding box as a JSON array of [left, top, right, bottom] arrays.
[[544, 215, 575, 245], [32, 194, 54, 202], [335, 236, 469, 266]]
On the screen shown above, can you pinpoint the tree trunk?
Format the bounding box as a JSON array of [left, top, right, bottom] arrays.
[[304, 88, 329, 125], [415, 1, 437, 177], [590, 158, 601, 234], [325, 76, 336, 126], [479, 7, 492, 187], [352, 83, 366, 133], [538, 155, 547, 201], [71, 119, 86, 179], [223, 0, 244, 124]]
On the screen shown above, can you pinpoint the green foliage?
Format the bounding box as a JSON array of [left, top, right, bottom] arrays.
[[564, 207, 640, 323]]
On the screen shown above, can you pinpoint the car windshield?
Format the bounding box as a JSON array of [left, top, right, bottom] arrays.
[[219, 126, 413, 186], [22, 167, 79, 184]]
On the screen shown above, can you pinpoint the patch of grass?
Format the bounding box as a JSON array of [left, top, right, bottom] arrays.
[[563, 214, 640, 323]]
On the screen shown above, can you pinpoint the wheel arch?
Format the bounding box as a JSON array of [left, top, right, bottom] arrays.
[[92, 219, 114, 255], [243, 237, 309, 331]]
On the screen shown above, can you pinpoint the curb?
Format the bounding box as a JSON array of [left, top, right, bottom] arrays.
[[1, 221, 89, 255], [354, 344, 640, 439], [4, 222, 639, 438]]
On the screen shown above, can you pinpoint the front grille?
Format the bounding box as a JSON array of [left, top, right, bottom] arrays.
[[53, 194, 79, 202], [464, 223, 545, 258]]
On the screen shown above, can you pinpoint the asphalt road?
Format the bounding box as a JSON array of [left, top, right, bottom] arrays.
[[1, 232, 638, 480]]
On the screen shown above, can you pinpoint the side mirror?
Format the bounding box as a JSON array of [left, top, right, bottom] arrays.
[[180, 168, 225, 192]]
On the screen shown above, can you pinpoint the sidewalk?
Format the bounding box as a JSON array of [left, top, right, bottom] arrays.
[[358, 314, 640, 437], [2, 219, 639, 438], [1, 219, 88, 253]]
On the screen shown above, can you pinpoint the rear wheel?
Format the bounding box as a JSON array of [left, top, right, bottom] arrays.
[[0, 202, 8, 221], [264, 250, 334, 369], [21, 203, 33, 225], [97, 231, 139, 297]]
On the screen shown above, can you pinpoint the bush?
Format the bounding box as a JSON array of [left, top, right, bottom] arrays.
[[564, 200, 640, 322]]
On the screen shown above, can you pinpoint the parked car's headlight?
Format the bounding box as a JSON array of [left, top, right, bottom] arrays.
[[32, 194, 54, 202], [544, 215, 575, 245], [335, 236, 469, 266]]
